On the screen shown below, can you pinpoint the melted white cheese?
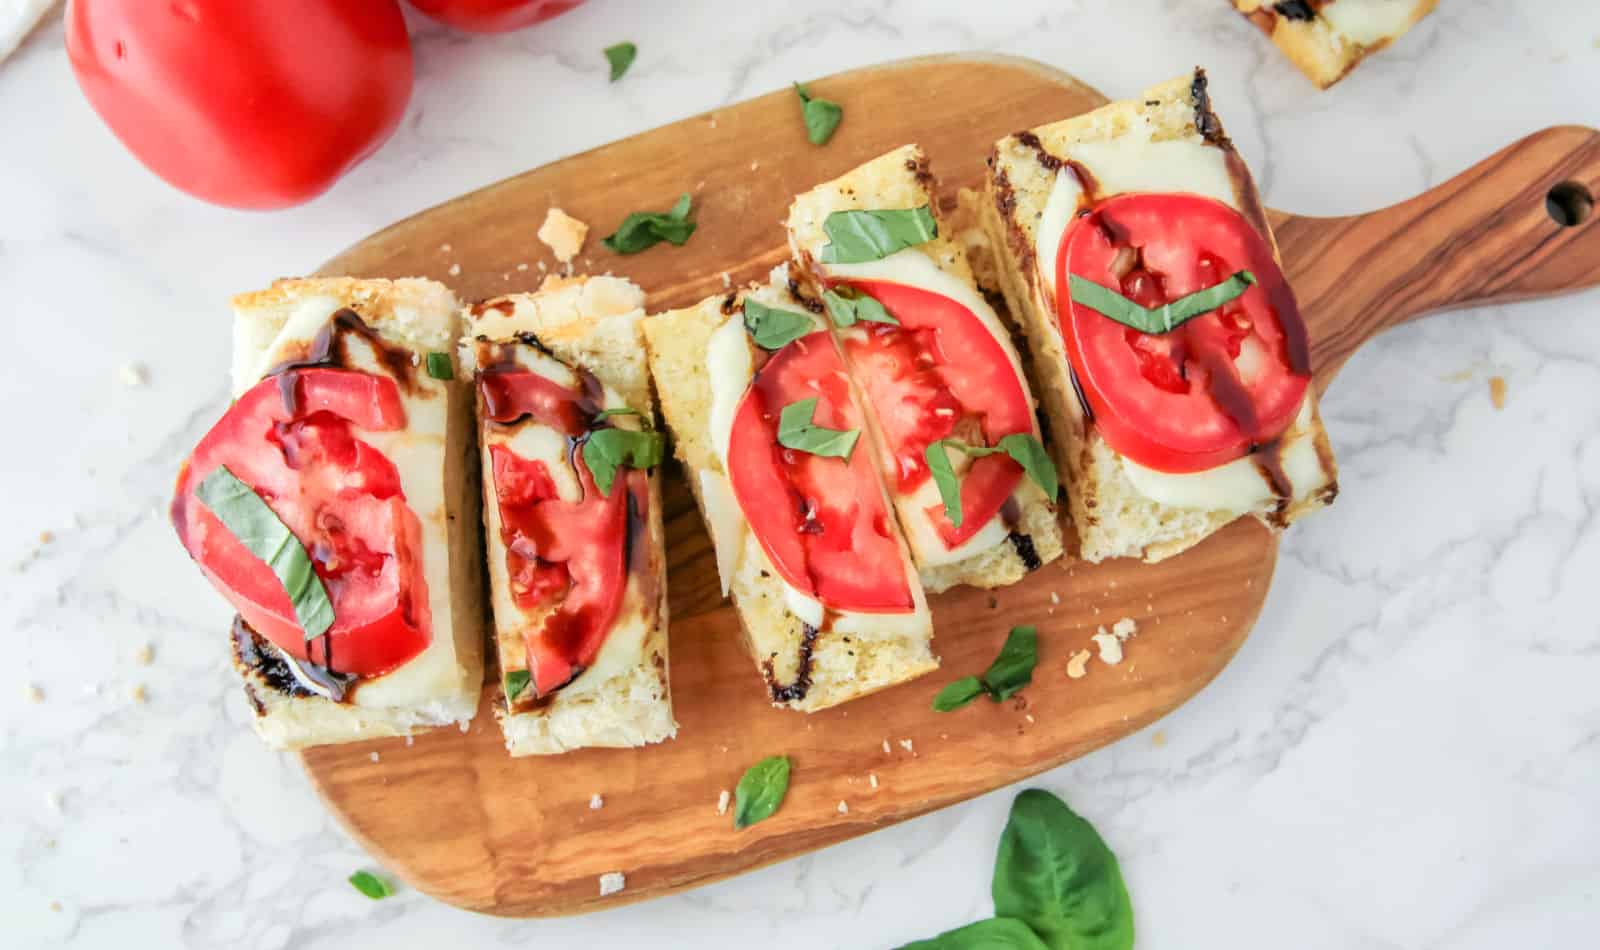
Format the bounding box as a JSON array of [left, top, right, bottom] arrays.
[[1119, 398, 1329, 510], [1321, 0, 1420, 47]]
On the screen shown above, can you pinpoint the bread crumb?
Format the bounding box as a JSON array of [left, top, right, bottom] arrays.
[[537, 261, 549, 273], [1112, 617, 1138, 640], [720, 271, 732, 288], [405, 735, 414, 747], [1049, 591, 1060, 605], [129, 683, 148, 704], [1025, 714, 1035, 724], [598, 872, 626, 897], [1067, 649, 1091, 679], [538, 208, 590, 264], [750, 160, 760, 171], [837, 800, 849, 815], [134, 643, 154, 666], [1151, 730, 1167, 748], [439, 243, 453, 254], [1489, 375, 1508, 409], [24, 684, 43, 703], [898, 739, 914, 754], [1091, 630, 1123, 665], [38, 531, 54, 544], [447, 263, 462, 277], [589, 793, 604, 810], [49, 900, 62, 912], [516, 262, 529, 272], [868, 773, 879, 789], [119, 362, 148, 387], [369, 751, 380, 763], [458, 719, 470, 733], [716, 789, 730, 815], [46, 790, 62, 812], [881, 738, 891, 755]]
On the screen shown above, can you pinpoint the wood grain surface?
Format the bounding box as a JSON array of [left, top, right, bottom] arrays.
[[306, 54, 1600, 917]]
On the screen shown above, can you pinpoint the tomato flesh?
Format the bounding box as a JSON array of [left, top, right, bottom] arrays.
[[480, 368, 635, 698], [727, 332, 914, 613], [835, 280, 1034, 547], [1056, 193, 1310, 473], [406, 0, 585, 32], [171, 369, 429, 677]]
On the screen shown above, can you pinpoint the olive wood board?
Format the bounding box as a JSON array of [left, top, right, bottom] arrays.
[[306, 54, 1600, 917]]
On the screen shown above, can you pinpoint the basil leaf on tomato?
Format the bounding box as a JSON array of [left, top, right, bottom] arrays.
[[504, 669, 531, 701], [602, 193, 695, 254], [777, 397, 860, 459], [1069, 270, 1256, 335], [196, 465, 334, 641], [793, 82, 843, 146], [733, 755, 791, 829], [926, 434, 1056, 528], [992, 789, 1134, 950], [593, 407, 644, 425], [981, 625, 1037, 701], [932, 675, 984, 712], [823, 287, 898, 329], [743, 299, 815, 350], [818, 206, 937, 264], [896, 917, 1049, 950], [348, 869, 394, 900], [604, 42, 636, 82], [425, 351, 454, 380], [582, 428, 665, 496]]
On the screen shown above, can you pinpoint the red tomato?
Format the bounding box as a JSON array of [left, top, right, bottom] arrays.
[[835, 280, 1034, 547], [479, 368, 636, 698], [171, 369, 430, 677], [727, 331, 915, 614], [1057, 193, 1310, 473], [405, 0, 584, 32], [66, 0, 413, 210]]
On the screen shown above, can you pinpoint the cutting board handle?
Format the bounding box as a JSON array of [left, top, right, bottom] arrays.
[[1274, 125, 1600, 387]]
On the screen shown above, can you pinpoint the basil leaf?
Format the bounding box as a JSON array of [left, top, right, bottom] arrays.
[[777, 397, 860, 459], [602, 193, 696, 254], [993, 789, 1134, 950], [504, 670, 531, 702], [593, 407, 643, 424], [743, 299, 815, 350], [604, 42, 636, 82], [348, 870, 394, 900], [818, 206, 938, 264], [733, 755, 791, 829], [196, 465, 334, 641], [1068, 270, 1256, 335], [897, 917, 1049, 950], [932, 675, 984, 713], [793, 82, 843, 146], [425, 351, 453, 380], [982, 625, 1037, 701], [581, 428, 665, 496], [925, 434, 1058, 528], [822, 287, 898, 329]]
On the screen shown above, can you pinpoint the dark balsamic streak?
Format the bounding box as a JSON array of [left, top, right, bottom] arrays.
[[1189, 68, 1231, 148], [267, 309, 422, 416], [765, 622, 820, 704]]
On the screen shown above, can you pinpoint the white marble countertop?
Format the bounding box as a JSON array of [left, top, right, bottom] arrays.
[[6, 1, 1600, 947]]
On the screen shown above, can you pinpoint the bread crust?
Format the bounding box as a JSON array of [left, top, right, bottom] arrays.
[[1231, 0, 1438, 88]]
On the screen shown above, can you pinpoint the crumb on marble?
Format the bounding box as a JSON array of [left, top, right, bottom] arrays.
[[134, 643, 154, 666], [38, 531, 54, 544], [25, 684, 43, 703], [49, 900, 62, 913], [129, 683, 148, 704], [1489, 375, 1508, 410], [1152, 730, 1167, 748], [590, 793, 604, 810], [119, 362, 148, 387], [716, 789, 730, 815], [598, 872, 626, 897], [1067, 649, 1092, 679], [46, 790, 62, 812]]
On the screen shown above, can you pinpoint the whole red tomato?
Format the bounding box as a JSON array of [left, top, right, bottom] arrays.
[[406, 0, 585, 33], [66, 0, 413, 210]]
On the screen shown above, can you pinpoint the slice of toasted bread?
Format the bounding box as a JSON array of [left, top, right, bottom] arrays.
[[463, 275, 674, 755], [1232, 0, 1438, 88], [225, 277, 483, 749], [983, 72, 1338, 563], [642, 270, 937, 712], [785, 145, 1064, 593]]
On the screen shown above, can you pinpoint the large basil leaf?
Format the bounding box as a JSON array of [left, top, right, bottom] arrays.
[[582, 427, 664, 495], [743, 299, 815, 350], [1069, 270, 1255, 335], [992, 790, 1134, 950], [818, 206, 937, 264], [896, 917, 1048, 950], [777, 397, 860, 459], [602, 193, 696, 254]]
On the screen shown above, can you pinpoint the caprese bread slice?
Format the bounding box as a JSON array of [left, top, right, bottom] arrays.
[[982, 70, 1338, 563], [171, 278, 484, 749], [1231, 1, 1438, 88], [785, 145, 1065, 594], [642, 269, 937, 712], [463, 276, 675, 755]]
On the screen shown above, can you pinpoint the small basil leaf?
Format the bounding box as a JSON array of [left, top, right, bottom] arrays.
[[593, 407, 644, 425], [504, 670, 531, 702], [992, 789, 1134, 950], [425, 351, 454, 380], [602, 193, 696, 254], [581, 428, 665, 496], [743, 299, 815, 350], [793, 82, 843, 145], [996, 433, 1059, 501], [926, 434, 1057, 528], [604, 42, 636, 82], [196, 465, 334, 641], [925, 440, 965, 528], [1068, 270, 1255, 335], [733, 755, 791, 829], [897, 916, 1049, 950], [981, 625, 1037, 701], [777, 397, 860, 459], [932, 675, 984, 713], [822, 287, 898, 329], [348, 870, 394, 900], [818, 206, 938, 264]]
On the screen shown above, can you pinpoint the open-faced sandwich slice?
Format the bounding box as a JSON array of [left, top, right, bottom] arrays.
[[171, 278, 484, 749], [982, 70, 1338, 563], [643, 269, 936, 712], [1231, 1, 1438, 88], [463, 276, 674, 755], [785, 145, 1065, 594]]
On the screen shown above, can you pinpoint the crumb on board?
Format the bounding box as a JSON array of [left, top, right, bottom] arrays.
[[369, 751, 380, 763], [837, 800, 849, 815], [716, 789, 730, 815], [1489, 375, 1508, 409], [538, 208, 590, 264], [1049, 591, 1060, 605], [720, 271, 732, 288], [405, 735, 414, 747], [1091, 630, 1123, 665], [439, 243, 452, 254], [447, 263, 462, 277], [881, 738, 891, 755], [1067, 649, 1092, 679], [899, 739, 915, 754], [868, 773, 879, 789], [598, 872, 626, 897], [590, 793, 604, 810], [516, 262, 529, 271], [1112, 617, 1138, 640]]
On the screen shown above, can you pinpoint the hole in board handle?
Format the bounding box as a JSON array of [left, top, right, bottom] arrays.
[[1546, 181, 1593, 228]]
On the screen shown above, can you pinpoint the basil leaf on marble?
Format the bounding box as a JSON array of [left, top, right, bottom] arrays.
[[604, 42, 637, 82], [743, 299, 815, 350], [582, 427, 665, 495], [822, 287, 898, 329], [425, 351, 454, 380], [777, 397, 860, 459], [1068, 270, 1255, 335], [992, 789, 1134, 950], [793, 82, 843, 146], [602, 193, 696, 254], [896, 917, 1049, 950], [818, 206, 937, 264], [733, 755, 791, 829], [348, 870, 394, 900]]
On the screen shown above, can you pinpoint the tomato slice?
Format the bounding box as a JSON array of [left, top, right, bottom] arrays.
[[480, 368, 636, 698], [727, 331, 914, 613], [1056, 193, 1310, 473], [834, 279, 1034, 547], [171, 369, 429, 677]]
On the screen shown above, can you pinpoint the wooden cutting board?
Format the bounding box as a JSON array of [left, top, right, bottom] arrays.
[[306, 54, 1600, 917]]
